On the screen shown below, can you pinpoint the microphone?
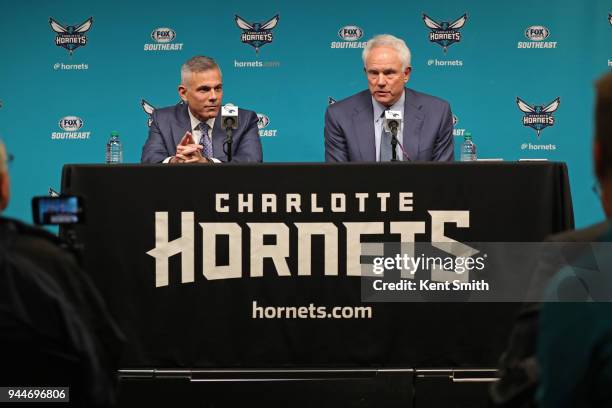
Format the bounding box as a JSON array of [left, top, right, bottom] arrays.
[[221, 104, 238, 162], [383, 110, 402, 134], [383, 110, 402, 162], [221, 104, 239, 130]]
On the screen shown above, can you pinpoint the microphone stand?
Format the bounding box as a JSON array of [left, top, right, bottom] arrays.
[[390, 123, 399, 162], [223, 117, 235, 162], [224, 128, 233, 162]]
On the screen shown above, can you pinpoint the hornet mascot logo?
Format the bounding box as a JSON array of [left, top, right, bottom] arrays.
[[235, 14, 279, 54], [422, 13, 468, 53], [516, 97, 560, 137], [141, 99, 156, 127], [49, 17, 93, 56]]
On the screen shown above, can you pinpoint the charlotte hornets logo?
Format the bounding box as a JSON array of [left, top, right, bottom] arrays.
[[141, 100, 156, 127], [49, 17, 93, 56], [328, 97, 337, 105], [235, 14, 279, 54], [423, 13, 468, 53], [516, 97, 560, 137]]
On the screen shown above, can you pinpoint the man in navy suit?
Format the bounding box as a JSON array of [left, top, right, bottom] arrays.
[[324, 34, 454, 162], [141, 56, 263, 163]]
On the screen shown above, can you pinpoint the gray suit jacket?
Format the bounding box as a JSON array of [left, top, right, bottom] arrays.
[[324, 88, 454, 162], [141, 103, 263, 163]]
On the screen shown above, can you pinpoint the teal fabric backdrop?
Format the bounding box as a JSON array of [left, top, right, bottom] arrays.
[[0, 0, 610, 227]]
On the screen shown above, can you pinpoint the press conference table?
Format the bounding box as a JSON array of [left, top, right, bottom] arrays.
[[61, 162, 573, 407]]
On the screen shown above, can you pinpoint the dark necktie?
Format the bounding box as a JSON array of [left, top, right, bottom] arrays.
[[198, 122, 213, 158]]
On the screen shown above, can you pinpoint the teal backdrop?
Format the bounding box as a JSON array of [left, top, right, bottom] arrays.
[[1, 0, 610, 227]]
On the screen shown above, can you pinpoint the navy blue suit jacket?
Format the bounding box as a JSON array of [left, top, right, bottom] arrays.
[[324, 88, 454, 162], [141, 103, 263, 163]]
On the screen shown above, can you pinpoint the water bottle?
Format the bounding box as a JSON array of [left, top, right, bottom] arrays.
[[460, 132, 477, 162], [105, 131, 123, 164]]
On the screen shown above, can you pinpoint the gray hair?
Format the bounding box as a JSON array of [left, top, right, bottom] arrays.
[[180, 56, 222, 85], [362, 34, 412, 70]]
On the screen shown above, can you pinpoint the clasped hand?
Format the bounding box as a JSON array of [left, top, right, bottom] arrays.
[[170, 132, 209, 163]]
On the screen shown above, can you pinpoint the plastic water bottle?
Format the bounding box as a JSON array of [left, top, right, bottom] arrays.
[[460, 132, 477, 162], [105, 131, 123, 164]]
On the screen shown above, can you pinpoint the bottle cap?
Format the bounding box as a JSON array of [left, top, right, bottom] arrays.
[[111, 131, 119, 137], [464, 131, 472, 140]]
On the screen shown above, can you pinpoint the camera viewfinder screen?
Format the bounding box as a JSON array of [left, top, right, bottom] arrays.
[[38, 197, 79, 224]]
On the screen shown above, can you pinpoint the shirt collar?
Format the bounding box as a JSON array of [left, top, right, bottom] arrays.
[[187, 106, 216, 131], [372, 89, 406, 121]]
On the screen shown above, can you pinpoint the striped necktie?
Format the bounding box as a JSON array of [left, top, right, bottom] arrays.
[[198, 122, 213, 158]]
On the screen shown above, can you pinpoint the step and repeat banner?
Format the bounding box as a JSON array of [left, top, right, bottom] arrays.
[[0, 0, 610, 227]]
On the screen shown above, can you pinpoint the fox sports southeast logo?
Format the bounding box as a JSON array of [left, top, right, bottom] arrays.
[[151, 27, 176, 43], [59, 116, 83, 131], [518, 25, 557, 48], [331, 25, 366, 48], [257, 113, 277, 137], [144, 27, 183, 51], [525, 26, 549, 41], [452, 114, 466, 137], [52, 116, 90, 140], [257, 114, 270, 129], [338, 26, 363, 41]]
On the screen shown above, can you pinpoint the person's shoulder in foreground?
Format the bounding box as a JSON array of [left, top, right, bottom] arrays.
[[537, 72, 612, 408], [0, 215, 125, 408], [537, 227, 612, 408], [0, 140, 124, 408]]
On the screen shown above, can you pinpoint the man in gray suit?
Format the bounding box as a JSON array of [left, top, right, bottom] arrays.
[[324, 34, 454, 162], [141, 56, 263, 163]]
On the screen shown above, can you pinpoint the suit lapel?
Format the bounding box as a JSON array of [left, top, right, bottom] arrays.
[[211, 112, 227, 161], [173, 103, 192, 147], [352, 93, 376, 161], [402, 89, 424, 161]]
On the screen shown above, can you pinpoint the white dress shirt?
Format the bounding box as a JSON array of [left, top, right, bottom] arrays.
[[372, 90, 405, 161]]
